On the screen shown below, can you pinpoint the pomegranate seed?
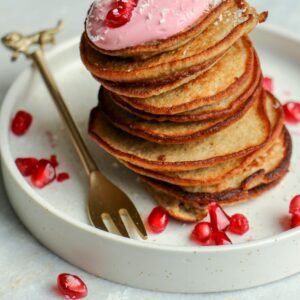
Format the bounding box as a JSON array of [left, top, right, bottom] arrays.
[[283, 101, 300, 124], [116, 0, 138, 11], [50, 154, 59, 168], [31, 159, 56, 188], [148, 206, 169, 233], [228, 213, 249, 235], [191, 222, 213, 245], [15, 157, 38, 177], [105, 8, 132, 28], [57, 273, 88, 299], [291, 214, 300, 229], [105, 0, 138, 28], [263, 76, 273, 93], [208, 202, 231, 232], [212, 231, 232, 246], [289, 195, 300, 215], [57, 172, 70, 182], [11, 110, 32, 136]]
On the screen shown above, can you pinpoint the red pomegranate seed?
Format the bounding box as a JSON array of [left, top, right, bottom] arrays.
[[50, 154, 59, 168], [228, 213, 249, 235], [57, 172, 70, 182], [57, 273, 88, 299], [105, 7, 132, 28], [148, 206, 169, 233], [105, 0, 138, 28], [31, 159, 56, 188], [15, 157, 38, 176], [118, 0, 137, 9], [263, 76, 273, 93], [191, 222, 213, 245], [283, 102, 300, 124], [212, 231, 232, 246], [11, 110, 32, 136], [289, 195, 300, 215], [208, 202, 231, 232], [291, 214, 300, 229]]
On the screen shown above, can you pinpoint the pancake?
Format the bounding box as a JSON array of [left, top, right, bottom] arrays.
[[183, 129, 288, 193], [80, 1, 264, 86], [146, 177, 287, 223], [121, 91, 284, 185], [143, 128, 292, 222], [100, 84, 259, 144], [109, 63, 261, 122], [97, 55, 223, 98], [85, 0, 234, 58], [89, 89, 270, 172], [112, 37, 255, 114]]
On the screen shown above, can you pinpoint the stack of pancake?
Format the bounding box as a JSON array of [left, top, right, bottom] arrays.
[[81, 0, 292, 222]]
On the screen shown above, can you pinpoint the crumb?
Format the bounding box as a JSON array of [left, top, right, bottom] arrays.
[[157, 155, 166, 161]]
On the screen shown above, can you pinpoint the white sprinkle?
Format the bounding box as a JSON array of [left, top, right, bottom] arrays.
[[112, 8, 119, 15]]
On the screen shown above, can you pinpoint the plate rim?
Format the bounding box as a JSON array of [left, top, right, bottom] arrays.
[[1, 24, 300, 254]]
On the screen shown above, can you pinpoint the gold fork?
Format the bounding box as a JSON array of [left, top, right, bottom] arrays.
[[2, 21, 147, 239]]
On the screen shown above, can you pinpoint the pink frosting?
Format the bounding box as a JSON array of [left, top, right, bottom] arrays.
[[86, 0, 221, 51]]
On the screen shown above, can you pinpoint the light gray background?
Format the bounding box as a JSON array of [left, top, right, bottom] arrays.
[[0, 1, 300, 299]]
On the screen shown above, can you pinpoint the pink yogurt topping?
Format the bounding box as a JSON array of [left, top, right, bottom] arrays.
[[86, 0, 221, 50]]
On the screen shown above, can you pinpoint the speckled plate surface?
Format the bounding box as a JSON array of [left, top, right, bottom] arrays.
[[1, 26, 300, 293]]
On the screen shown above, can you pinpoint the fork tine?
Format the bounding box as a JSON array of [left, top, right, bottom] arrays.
[[111, 213, 130, 238], [121, 205, 148, 239], [88, 210, 108, 233]]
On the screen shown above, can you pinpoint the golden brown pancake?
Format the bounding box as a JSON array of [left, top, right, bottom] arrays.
[[99, 84, 259, 144], [96, 55, 223, 98], [146, 177, 288, 222], [143, 128, 292, 222], [111, 37, 255, 113], [89, 90, 270, 172], [121, 92, 284, 185], [85, 0, 234, 58], [108, 64, 261, 122], [80, 1, 264, 86], [183, 130, 287, 193]]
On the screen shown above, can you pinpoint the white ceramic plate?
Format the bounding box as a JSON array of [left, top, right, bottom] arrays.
[[1, 25, 300, 293]]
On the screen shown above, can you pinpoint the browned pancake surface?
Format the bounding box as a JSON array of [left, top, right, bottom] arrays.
[[122, 92, 284, 185], [89, 90, 270, 171], [100, 84, 259, 144], [112, 37, 255, 113], [143, 128, 292, 222]]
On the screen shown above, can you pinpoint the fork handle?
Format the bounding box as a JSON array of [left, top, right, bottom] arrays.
[[31, 48, 97, 176]]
